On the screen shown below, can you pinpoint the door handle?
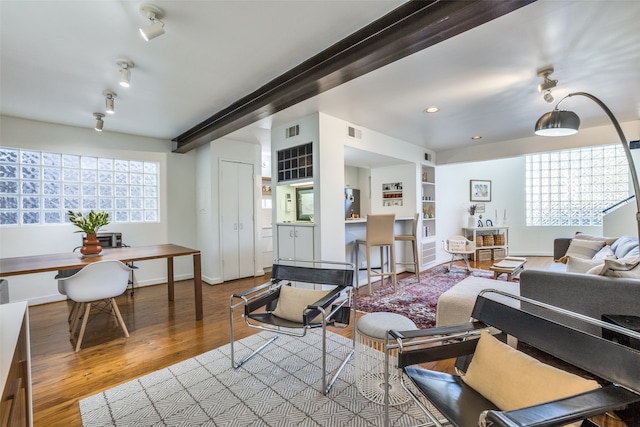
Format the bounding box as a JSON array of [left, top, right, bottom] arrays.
[[234, 223, 238, 230], [290, 230, 294, 237], [295, 230, 299, 238], [239, 223, 243, 230]]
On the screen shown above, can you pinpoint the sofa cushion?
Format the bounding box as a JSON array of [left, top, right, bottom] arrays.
[[272, 285, 330, 323], [558, 239, 605, 263], [566, 257, 604, 274], [599, 255, 640, 278], [574, 233, 618, 246], [462, 331, 600, 412], [611, 235, 639, 259]]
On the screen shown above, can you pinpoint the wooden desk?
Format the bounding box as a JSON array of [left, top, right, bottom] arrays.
[[0, 244, 203, 320]]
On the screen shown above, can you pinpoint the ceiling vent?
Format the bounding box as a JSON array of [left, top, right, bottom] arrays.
[[347, 125, 363, 140], [285, 125, 300, 138]]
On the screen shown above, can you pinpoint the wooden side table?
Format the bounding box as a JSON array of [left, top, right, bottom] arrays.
[[489, 256, 527, 281]]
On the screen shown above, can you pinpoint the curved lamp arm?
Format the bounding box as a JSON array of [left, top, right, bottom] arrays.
[[558, 92, 640, 243]]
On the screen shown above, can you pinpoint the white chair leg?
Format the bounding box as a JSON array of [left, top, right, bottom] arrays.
[[110, 298, 130, 338]]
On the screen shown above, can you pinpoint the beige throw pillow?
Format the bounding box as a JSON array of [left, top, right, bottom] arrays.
[[598, 255, 640, 278], [462, 331, 600, 411], [573, 233, 618, 246], [272, 285, 330, 323], [558, 239, 605, 263]]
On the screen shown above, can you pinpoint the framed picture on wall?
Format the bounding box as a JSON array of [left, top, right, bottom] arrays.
[[470, 180, 492, 202], [296, 187, 314, 221]]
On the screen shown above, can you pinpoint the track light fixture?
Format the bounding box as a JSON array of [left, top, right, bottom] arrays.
[[93, 113, 104, 132], [543, 89, 554, 104], [139, 4, 165, 41], [537, 66, 557, 92], [116, 58, 134, 88], [103, 91, 117, 114]]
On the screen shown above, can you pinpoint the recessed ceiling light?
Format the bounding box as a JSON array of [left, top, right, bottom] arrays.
[[471, 135, 482, 140], [424, 107, 439, 113]]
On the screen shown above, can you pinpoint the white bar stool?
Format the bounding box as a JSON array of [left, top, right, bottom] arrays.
[[394, 213, 420, 280], [355, 213, 397, 294]]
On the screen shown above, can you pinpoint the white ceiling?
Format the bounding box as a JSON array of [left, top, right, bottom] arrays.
[[2, 1, 639, 160]]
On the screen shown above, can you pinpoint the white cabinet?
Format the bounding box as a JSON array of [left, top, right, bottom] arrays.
[[221, 161, 255, 281], [262, 227, 273, 269], [1, 301, 32, 427], [277, 224, 314, 262]]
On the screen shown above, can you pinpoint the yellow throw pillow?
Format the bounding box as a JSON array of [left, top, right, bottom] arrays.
[[462, 330, 599, 411], [272, 285, 330, 323]]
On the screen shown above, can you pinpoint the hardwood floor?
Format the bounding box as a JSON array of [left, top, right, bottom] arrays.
[[27, 256, 624, 426]]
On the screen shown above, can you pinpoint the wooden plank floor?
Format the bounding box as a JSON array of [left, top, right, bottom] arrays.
[[27, 257, 625, 426]]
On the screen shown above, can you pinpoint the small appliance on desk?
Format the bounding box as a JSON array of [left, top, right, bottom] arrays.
[[345, 188, 360, 219]]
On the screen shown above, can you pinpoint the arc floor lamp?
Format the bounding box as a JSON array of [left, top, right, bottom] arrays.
[[535, 92, 640, 243]]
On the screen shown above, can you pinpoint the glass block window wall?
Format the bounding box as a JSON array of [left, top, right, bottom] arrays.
[[0, 147, 160, 226], [525, 143, 630, 226]]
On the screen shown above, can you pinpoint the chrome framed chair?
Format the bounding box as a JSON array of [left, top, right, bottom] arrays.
[[443, 235, 476, 272], [229, 259, 355, 395], [57, 260, 133, 352], [383, 292, 640, 427]]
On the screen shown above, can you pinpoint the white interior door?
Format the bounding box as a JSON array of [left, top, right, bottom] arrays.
[[221, 161, 255, 281]]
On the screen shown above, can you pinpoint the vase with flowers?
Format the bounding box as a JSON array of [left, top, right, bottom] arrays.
[[68, 210, 110, 257], [467, 204, 478, 228]]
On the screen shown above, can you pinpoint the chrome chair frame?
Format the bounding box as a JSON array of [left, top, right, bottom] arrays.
[[229, 259, 355, 395], [383, 291, 640, 427]]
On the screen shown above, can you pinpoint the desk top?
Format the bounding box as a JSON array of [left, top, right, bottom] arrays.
[[0, 244, 200, 277]]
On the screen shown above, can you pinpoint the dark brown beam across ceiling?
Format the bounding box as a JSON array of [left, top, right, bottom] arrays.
[[172, 0, 535, 153]]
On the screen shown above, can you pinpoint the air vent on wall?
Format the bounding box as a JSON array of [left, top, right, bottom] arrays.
[[285, 124, 300, 138], [424, 153, 432, 161], [347, 125, 363, 140]]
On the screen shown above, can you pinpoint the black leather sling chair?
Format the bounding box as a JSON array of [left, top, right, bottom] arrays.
[[384, 291, 640, 427], [229, 260, 355, 395]]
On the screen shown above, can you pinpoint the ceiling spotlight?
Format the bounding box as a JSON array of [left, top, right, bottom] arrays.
[[116, 58, 134, 88], [543, 90, 554, 104], [103, 91, 117, 114], [139, 4, 165, 41], [471, 135, 482, 140], [424, 107, 439, 113], [537, 66, 558, 92], [93, 113, 104, 132]]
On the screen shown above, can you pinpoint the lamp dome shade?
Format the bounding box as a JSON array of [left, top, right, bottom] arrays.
[[535, 110, 580, 136]]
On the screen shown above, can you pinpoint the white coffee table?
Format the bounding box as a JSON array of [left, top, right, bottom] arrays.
[[490, 256, 528, 281]]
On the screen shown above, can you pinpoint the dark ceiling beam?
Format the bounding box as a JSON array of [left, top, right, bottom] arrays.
[[172, 0, 535, 153]]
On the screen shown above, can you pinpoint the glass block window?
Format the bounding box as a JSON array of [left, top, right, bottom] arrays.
[[0, 147, 160, 226], [525, 144, 629, 226]]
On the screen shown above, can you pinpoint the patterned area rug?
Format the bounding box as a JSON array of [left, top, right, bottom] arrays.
[[79, 329, 442, 426], [355, 263, 512, 329]]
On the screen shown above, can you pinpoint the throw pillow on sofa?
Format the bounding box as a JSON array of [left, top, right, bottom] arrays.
[[598, 255, 640, 279], [557, 239, 605, 264], [573, 232, 618, 246]]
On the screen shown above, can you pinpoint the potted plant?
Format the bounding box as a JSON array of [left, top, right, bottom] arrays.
[[68, 210, 110, 257]]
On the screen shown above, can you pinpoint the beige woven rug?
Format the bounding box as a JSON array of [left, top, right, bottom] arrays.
[[79, 329, 444, 426]]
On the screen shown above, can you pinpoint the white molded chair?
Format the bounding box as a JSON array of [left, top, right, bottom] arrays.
[[394, 213, 420, 280], [57, 260, 133, 352], [443, 235, 476, 272], [355, 214, 397, 294]]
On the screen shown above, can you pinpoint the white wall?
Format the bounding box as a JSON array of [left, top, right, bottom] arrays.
[[195, 137, 262, 284], [0, 116, 197, 305]]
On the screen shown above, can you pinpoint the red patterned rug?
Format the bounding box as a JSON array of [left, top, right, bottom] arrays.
[[355, 263, 513, 329]]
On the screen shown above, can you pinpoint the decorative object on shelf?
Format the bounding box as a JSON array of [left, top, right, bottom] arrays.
[[486, 219, 493, 227], [470, 179, 491, 202], [477, 215, 484, 228], [467, 204, 477, 228], [503, 209, 508, 226], [68, 210, 110, 257]]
